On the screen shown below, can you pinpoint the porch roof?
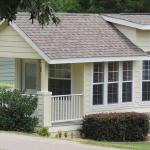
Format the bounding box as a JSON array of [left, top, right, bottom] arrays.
[[6, 13, 150, 63]]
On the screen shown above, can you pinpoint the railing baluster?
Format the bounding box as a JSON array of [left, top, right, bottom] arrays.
[[51, 94, 83, 123]]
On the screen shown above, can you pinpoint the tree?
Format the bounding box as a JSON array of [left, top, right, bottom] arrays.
[[0, 0, 60, 26], [49, 0, 150, 13], [50, 0, 81, 12]]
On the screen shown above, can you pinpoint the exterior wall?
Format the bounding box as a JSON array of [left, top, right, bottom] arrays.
[[0, 58, 15, 86], [115, 24, 137, 44], [71, 63, 84, 94], [0, 25, 41, 59], [115, 24, 150, 52], [136, 30, 150, 52], [82, 61, 150, 115]]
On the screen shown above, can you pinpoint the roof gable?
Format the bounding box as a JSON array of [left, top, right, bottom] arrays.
[[0, 23, 42, 59]]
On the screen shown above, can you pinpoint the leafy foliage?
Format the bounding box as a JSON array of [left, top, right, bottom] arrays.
[[0, 89, 38, 132], [49, 0, 150, 13], [81, 112, 149, 141], [0, 0, 60, 26], [36, 127, 50, 137]]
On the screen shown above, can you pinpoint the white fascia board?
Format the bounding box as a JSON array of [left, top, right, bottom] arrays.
[[102, 15, 150, 30], [10, 21, 51, 63], [50, 56, 150, 64]]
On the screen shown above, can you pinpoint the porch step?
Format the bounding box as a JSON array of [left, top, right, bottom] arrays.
[[50, 120, 82, 132], [52, 120, 82, 127]]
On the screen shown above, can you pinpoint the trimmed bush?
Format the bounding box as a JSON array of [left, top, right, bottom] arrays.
[[81, 112, 149, 141], [0, 89, 38, 132]]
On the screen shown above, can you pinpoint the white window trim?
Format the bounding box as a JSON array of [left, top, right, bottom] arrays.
[[91, 62, 133, 110]]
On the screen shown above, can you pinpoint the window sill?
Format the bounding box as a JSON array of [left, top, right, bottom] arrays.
[[91, 102, 134, 110]]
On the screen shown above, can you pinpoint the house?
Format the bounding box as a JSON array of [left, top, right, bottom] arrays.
[[0, 13, 150, 132]]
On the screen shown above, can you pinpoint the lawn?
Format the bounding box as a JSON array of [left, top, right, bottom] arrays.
[[71, 139, 150, 150]]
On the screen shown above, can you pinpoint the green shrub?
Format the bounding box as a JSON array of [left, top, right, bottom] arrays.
[[0, 89, 38, 132], [64, 132, 68, 138], [0, 83, 14, 90], [36, 127, 50, 137], [81, 112, 149, 142]]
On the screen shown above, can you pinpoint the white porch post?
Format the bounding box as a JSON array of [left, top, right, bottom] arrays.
[[37, 60, 52, 127], [40, 60, 48, 92], [15, 58, 21, 89]]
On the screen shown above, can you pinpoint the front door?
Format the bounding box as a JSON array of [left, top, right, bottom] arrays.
[[22, 59, 40, 94]]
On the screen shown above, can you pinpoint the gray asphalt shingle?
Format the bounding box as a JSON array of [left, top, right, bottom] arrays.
[[15, 13, 146, 60]]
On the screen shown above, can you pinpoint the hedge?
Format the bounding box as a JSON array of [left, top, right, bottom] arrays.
[[0, 89, 38, 132], [81, 112, 149, 141]]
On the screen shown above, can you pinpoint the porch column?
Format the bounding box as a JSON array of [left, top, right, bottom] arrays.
[[15, 58, 21, 89], [37, 60, 51, 127], [40, 60, 48, 92], [37, 91, 52, 127]]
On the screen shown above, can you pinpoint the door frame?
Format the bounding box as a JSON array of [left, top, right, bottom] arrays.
[[22, 59, 40, 92]]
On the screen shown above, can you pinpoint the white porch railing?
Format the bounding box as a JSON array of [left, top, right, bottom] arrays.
[[51, 94, 83, 123]]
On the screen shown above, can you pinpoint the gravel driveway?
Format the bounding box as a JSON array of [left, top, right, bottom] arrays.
[[0, 132, 118, 150]]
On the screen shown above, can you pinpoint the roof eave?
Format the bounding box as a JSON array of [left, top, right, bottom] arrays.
[[49, 55, 150, 64], [102, 15, 150, 30]]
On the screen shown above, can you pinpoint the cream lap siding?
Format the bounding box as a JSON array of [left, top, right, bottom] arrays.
[[0, 58, 15, 86], [133, 61, 142, 105], [71, 63, 84, 94], [0, 25, 41, 59], [114, 24, 137, 44], [136, 30, 150, 52]]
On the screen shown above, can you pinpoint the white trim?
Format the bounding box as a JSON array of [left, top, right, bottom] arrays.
[[102, 15, 150, 30], [50, 56, 150, 64], [9, 22, 51, 63]]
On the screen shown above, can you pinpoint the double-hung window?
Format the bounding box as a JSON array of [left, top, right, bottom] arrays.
[[93, 63, 104, 105], [107, 62, 119, 104], [93, 61, 133, 106], [142, 61, 150, 101], [122, 62, 133, 102]]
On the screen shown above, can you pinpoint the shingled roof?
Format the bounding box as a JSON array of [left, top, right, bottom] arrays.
[[14, 13, 146, 61], [103, 14, 150, 25]]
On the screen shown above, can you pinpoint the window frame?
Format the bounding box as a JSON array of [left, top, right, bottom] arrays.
[[92, 61, 133, 108], [142, 61, 150, 102], [122, 62, 133, 103], [107, 62, 119, 104], [92, 63, 105, 105]]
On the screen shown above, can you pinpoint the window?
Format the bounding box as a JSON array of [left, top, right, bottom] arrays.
[[48, 64, 71, 95], [142, 61, 150, 101], [122, 62, 133, 102], [108, 62, 119, 104], [25, 64, 36, 89], [93, 61, 133, 106], [93, 63, 104, 105]]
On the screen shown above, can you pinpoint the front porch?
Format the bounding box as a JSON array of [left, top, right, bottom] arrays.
[[0, 57, 84, 129]]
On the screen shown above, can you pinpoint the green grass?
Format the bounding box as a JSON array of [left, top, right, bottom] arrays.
[[69, 138, 150, 150]]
